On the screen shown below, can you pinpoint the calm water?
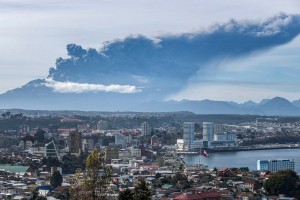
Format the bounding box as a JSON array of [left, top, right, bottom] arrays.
[[184, 148, 300, 173]]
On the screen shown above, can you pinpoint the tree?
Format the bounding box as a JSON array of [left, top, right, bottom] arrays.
[[264, 170, 299, 197], [156, 157, 164, 167], [50, 170, 63, 188], [34, 129, 46, 144], [133, 180, 151, 200], [118, 188, 134, 200], [70, 149, 112, 200]]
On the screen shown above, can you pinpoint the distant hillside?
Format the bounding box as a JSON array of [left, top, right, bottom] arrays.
[[135, 97, 300, 116]]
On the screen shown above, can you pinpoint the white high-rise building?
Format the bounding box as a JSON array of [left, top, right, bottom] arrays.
[[203, 122, 214, 141], [257, 159, 295, 172], [114, 132, 132, 148], [183, 122, 195, 150], [141, 122, 150, 136], [97, 120, 108, 131]]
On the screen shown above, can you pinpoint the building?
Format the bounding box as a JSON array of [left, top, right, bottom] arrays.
[[151, 135, 160, 148], [257, 159, 295, 172], [214, 132, 237, 142], [21, 125, 29, 132], [104, 146, 119, 162], [141, 122, 150, 136], [203, 122, 214, 142], [183, 122, 195, 151], [114, 132, 132, 148], [82, 138, 95, 151], [19, 133, 35, 150], [129, 147, 142, 157], [97, 120, 108, 131], [214, 124, 224, 135], [45, 140, 59, 159], [69, 132, 81, 155], [173, 191, 221, 200]]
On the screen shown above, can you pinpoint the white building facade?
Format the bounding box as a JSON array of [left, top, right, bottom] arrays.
[[257, 159, 295, 172], [141, 122, 150, 136]]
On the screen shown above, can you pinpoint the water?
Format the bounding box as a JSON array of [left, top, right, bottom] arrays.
[[184, 148, 300, 173]]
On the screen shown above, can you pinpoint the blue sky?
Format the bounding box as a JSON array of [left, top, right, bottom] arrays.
[[0, 0, 300, 102]]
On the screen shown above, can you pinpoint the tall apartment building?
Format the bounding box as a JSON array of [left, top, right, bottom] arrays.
[[257, 159, 295, 172], [141, 122, 150, 136], [203, 122, 214, 142], [104, 146, 119, 162], [183, 122, 195, 150], [114, 132, 132, 148], [97, 120, 108, 131], [69, 132, 81, 155]]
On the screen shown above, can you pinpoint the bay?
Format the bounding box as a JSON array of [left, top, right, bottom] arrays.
[[183, 148, 300, 173]]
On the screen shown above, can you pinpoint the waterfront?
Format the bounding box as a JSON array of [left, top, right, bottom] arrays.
[[184, 148, 300, 173]]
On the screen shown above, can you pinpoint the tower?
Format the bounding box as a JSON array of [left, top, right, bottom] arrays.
[[69, 132, 81, 155], [203, 122, 214, 142], [141, 122, 150, 136], [183, 122, 194, 151]]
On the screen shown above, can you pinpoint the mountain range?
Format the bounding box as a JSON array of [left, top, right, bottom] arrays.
[[133, 97, 300, 116], [1, 83, 300, 116]]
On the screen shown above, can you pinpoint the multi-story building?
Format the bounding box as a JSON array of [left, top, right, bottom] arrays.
[[214, 124, 224, 135], [214, 132, 237, 142], [151, 135, 160, 148], [203, 122, 214, 148], [45, 140, 59, 159], [104, 146, 119, 162], [97, 120, 108, 131], [183, 122, 195, 151], [69, 132, 81, 155], [129, 147, 142, 157], [141, 122, 150, 136], [257, 159, 295, 172], [114, 132, 132, 148], [82, 138, 95, 151]]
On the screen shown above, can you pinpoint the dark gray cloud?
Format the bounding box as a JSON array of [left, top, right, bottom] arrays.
[[48, 13, 300, 97]]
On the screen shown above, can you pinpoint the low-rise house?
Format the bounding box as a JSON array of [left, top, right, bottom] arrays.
[[243, 178, 262, 192], [172, 191, 221, 200]]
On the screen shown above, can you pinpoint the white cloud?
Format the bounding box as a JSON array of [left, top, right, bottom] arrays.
[[44, 79, 142, 94]]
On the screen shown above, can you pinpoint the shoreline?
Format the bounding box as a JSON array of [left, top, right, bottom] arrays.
[[207, 146, 300, 153]]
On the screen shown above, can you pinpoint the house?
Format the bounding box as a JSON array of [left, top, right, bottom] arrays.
[[51, 186, 69, 198], [243, 178, 261, 192], [173, 191, 221, 200], [36, 186, 54, 197]]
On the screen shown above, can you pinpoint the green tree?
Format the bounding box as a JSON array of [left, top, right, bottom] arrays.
[[156, 157, 164, 167], [118, 188, 134, 200], [133, 180, 151, 200], [264, 170, 299, 197], [34, 129, 46, 144], [50, 170, 63, 188], [70, 149, 112, 200]]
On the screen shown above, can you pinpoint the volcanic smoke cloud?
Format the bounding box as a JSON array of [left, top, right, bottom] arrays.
[[47, 13, 300, 95]]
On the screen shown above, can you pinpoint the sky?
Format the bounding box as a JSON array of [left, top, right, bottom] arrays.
[[0, 0, 300, 103]]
